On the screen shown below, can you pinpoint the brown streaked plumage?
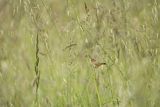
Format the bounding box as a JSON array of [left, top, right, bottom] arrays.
[[90, 57, 106, 68]]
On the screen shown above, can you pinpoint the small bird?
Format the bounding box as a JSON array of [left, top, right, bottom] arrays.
[[90, 57, 106, 68]]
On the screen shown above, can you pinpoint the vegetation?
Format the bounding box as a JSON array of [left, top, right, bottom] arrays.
[[0, 0, 160, 107]]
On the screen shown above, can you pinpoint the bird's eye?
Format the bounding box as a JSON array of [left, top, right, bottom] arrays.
[[91, 58, 96, 62]]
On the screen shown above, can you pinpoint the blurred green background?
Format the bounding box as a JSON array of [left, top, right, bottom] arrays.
[[0, 0, 160, 107]]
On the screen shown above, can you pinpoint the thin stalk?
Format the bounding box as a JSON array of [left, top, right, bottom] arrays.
[[94, 71, 102, 107]]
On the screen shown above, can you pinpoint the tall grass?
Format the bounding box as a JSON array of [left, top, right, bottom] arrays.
[[0, 0, 160, 107]]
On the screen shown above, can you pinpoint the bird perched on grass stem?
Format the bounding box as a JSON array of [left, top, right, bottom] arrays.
[[90, 57, 106, 68]]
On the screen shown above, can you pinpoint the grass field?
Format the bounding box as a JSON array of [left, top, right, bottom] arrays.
[[0, 0, 160, 107]]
